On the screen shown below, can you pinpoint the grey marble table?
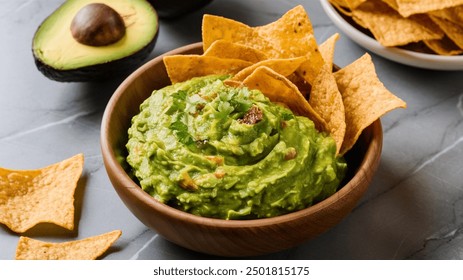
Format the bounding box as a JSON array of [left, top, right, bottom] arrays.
[[1, 0, 463, 260]]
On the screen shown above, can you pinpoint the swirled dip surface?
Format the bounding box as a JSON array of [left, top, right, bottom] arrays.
[[126, 75, 346, 219]]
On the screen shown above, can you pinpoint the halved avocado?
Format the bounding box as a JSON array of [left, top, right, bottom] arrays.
[[32, 0, 159, 82]]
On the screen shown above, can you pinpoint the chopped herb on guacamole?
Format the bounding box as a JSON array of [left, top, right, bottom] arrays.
[[126, 75, 347, 219]]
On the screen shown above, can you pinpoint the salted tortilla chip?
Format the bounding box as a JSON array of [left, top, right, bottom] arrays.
[[204, 40, 268, 63], [309, 63, 346, 155], [319, 33, 340, 71], [15, 230, 122, 260], [395, 0, 463, 17], [241, 66, 326, 131], [430, 15, 463, 49], [353, 0, 444, 47], [164, 55, 252, 84], [0, 154, 83, 233], [201, 14, 276, 55], [334, 54, 406, 155], [230, 56, 307, 82], [424, 36, 463, 55]]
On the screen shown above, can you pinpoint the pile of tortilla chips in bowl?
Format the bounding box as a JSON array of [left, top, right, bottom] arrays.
[[321, 0, 463, 70], [101, 5, 406, 256]]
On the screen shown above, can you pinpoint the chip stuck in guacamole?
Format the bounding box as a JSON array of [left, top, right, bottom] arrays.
[[126, 75, 347, 219]]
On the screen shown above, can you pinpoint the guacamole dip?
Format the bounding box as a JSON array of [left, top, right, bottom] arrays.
[[126, 75, 347, 219]]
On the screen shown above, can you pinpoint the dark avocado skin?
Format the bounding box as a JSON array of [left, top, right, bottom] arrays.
[[33, 32, 158, 82], [148, 0, 213, 19]]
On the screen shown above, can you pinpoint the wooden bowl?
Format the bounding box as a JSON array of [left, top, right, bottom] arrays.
[[100, 42, 383, 257]]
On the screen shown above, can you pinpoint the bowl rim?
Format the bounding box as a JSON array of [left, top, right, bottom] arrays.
[[100, 42, 383, 229], [319, 0, 463, 70]]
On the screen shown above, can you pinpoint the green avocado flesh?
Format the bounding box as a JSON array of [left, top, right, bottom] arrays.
[[32, 0, 158, 81], [126, 75, 347, 220]]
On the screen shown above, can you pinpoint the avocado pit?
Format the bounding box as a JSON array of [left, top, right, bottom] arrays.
[[70, 3, 126, 46]]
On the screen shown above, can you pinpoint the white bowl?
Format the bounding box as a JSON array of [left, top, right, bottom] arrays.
[[320, 0, 463, 71]]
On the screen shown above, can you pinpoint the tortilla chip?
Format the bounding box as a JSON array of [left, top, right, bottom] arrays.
[[295, 40, 326, 86], [329, 0, 353, 16], [15, 230, 122, 260], [255, 6, 325, 84], [0, 154, 83, 233], [424, 36, 463, 55], [230, 56, 307, 82], [319, 33, 340, 71], [201, 14, 276, 55], [204, 40, 268, 63], [344, 0, 368, 9], [334, 54, 406, 155], [309, 64, 346, 155], [164, 55, 252, 84], [350, 14, 370, 29], [353, 0, 444, 47], [202, 6, 325, 86], [380, 0, 399, 10], [429, 5, 463, 26], [254, 5, 315, 57], [395, 0, 463, 17], [241, 66, 326, 131], [430, 15, 463, 49]]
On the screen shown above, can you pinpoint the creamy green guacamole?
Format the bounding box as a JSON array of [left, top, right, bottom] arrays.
[[126, 75, 346, 219]]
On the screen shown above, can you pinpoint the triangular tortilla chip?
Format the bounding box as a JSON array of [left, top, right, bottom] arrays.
[[201, 14, 276, 55], [164, 55, 252, 84], [0, 154, 84, 233], [241, 66, 326, 131], [334, 54, 406, 155], [309, 63, 346, 155], [204, 40, 268, 63], [15, 230, 122, 260], [254, 5, 315, 57], [255, 5, 325, 84]]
